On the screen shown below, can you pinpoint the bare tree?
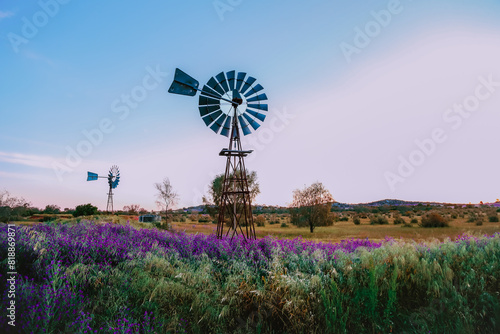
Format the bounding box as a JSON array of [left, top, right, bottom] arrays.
[[123, 204, 141, 215], [154, 178, 179, 222], [290, 182, 334, 233]]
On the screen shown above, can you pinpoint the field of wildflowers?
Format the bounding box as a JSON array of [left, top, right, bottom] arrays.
[[1, 221, 499, 333]]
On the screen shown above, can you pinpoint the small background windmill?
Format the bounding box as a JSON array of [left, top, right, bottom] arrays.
[[168, 68, 268, 240], [87, 165, 120, 213]]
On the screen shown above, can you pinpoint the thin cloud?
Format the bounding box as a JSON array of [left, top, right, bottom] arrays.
[[0, 11, 14, 20], [0, 151, 57, 169], [0, 170, 42, 181]]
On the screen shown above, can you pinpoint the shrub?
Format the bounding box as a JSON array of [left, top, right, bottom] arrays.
[[393, 215, 405, 225], [198, 214, 211, 223], [420, 212, 448, 228], [73, 204, 98, 217], [369, 215, 389, 225], [280, 222, 289, 228], [488, 215, 499, 222], [353, 216, 361, 225], [254, 215, 266, 227], [410, 218, 418, 224], [339, 216, 349, 222], [39, 216, 56, 222]]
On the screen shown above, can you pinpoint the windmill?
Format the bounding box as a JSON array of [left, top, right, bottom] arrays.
[[168, 68, 268, 240], [87, 165, 120, 213]]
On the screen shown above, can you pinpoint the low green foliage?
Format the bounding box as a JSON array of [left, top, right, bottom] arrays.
[[489, 215, 499, 223], [73, 203, 98, 217], [353, 215, 361, 225]]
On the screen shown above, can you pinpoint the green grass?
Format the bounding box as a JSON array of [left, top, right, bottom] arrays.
[[171, 217, 500, 243]]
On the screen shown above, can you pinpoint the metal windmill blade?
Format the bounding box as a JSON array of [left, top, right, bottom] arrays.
[[197, 70, 268, 136], [108, 165, 120, 189]]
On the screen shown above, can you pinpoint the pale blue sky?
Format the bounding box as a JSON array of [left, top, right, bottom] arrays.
[[1, 0, 500, 210]]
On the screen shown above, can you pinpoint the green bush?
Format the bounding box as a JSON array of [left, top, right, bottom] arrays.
[[339, 216, 349, 222], [39, 215, 57, 222], [73, 204, 98, 217], [280, 222, 289, 228], [420, 212, 448, 228], [393, 216, 405, 225], [353, 216, 361, 225], [370, 215, 389, 225], [489, 215, 499, 223], [255, 215, 266, 227], [198, 215, 211, 223], [410, 218, 419, 224]]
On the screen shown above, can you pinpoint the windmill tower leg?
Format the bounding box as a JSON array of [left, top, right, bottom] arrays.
[[106, 187, 114, 213], [216, 111, 256, 240]]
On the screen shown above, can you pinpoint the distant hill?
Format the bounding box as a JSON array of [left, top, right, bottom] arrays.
[[178, 199, 499, 213]]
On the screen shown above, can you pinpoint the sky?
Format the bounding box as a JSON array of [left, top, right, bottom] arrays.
[[1, 0, 500, 211]]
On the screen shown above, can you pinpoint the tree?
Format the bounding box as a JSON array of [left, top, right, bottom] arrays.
[[123, 204, 141, 215], [289, 182, 334, 233], [155, 178, 179, 222], [0, 190, 30, 208], [0, 190, 31, 222], [202, 170, 260, 216], [73, 203, 98, 217], [43, 204, 61, 214]]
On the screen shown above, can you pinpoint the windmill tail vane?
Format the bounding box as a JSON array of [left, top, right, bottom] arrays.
[[87, 172, 98, 181]]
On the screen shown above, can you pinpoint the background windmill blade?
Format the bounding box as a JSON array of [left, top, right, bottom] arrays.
[[210, 114, 228, 134], [244, 84, 264, 98], [215, 72, 230, 92], [248, 103, 268, 111], [243, 113, 261, 131], [245, 109, 266, 122], [199, 105, 220, 116], [107, 166, 120, 189], [226, 71, 236, 90], [246, 93, 268, 103], [202, 110, 222, 126], [238, 115, 252, 135], [239, 77, 257, 95], [220, 116, 232, 137], [112, 176, 120, 189], [235, 72, 247, 91], [168, 68, 199, 96], [206, 77, 225, 95], [87, 172, 98, 181]]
